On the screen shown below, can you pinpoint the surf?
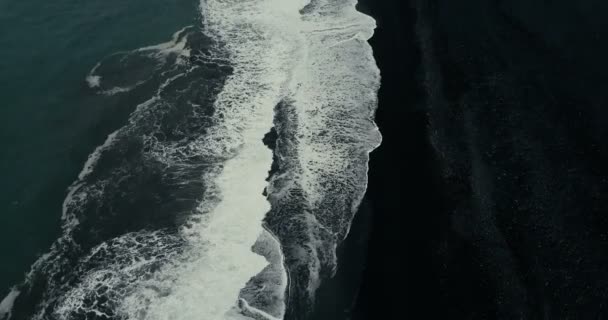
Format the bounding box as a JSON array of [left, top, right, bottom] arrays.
[[1, 0, 380, 319]]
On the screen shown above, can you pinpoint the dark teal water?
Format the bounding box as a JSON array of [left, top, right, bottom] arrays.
[[0, 0, 198, 294]]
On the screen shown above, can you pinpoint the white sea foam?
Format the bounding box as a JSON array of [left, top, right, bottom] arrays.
[[78, 131, 119, 181], [85, 74, 101, 88], [114, 1, 308, 318], [261, 0, 381, 300], [136, 26, 192, 56], [22, 37, 204, 319], [0, 288, 20, 320], [239, 228, 289, 319], [122, 0, 381, 316], [85, 27, 192, 96], [11, 0, 380, 318]]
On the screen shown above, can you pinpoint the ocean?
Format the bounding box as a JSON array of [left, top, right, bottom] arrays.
[[0, 0, 198, 297], [0, 0, 381, 319]]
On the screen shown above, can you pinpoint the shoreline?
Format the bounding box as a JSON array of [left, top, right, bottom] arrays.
[[312, 1, 449, 318], [340, 1, 608, 319]]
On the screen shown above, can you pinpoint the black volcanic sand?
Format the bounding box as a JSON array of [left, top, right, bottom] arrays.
[[315, 0, 608, 319]]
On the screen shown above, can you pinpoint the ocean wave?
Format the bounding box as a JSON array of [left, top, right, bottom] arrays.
[[2, 0, 380, 319]]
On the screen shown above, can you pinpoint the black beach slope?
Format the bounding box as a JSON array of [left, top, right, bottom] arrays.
[[320, 0, 608, 319]]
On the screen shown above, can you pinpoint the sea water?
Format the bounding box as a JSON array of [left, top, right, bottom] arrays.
[[0, 1, 380, 319]]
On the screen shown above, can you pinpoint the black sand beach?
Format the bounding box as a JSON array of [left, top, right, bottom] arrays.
[[314, 1, 444, 319], [316, 0, 608, 319]]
